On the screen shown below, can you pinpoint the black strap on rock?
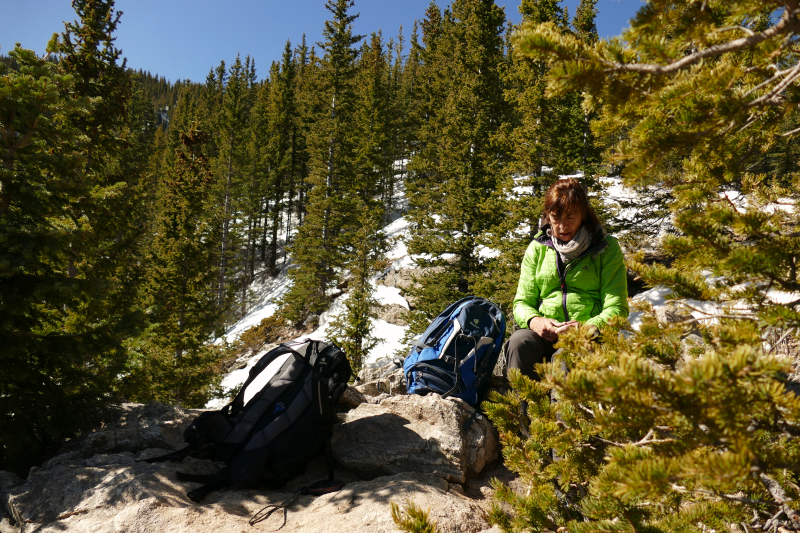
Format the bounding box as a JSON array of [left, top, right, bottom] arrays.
[[181, 467, 228, 503], [299, 478, 344, 496], [248, 479, 345, 529], [186, 479, 225, 504], [249, 493, 301, 529]]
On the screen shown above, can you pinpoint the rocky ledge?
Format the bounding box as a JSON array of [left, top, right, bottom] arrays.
[[0, 360, 506, 533]]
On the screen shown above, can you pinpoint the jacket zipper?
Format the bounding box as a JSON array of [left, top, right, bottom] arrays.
[[557, 257, 579, 322]]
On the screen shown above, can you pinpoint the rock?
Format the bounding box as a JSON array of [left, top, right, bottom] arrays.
[[376, 303, 409, 326], [303, 314, 320, 327], [0, 473, 22, 492], [355, 370, 406, 397], [338, 386, 368, 411], [381, 268, 419, 292], [224, 356, 249, 372], [56, 402, 205, 460], [355, 376, 406, 397], [3, 457, 487, 533], [0, 394, 498, 532], [680, 332, 706, 362], [271, 472, 488, 533], [381, 267, 450, 310], [655, 302, 694, 325], [356, 357, 403, 383], [355, 358, 406, 397], [332, 394, 499, 484]]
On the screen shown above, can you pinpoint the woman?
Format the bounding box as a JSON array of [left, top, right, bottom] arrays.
[[508, 178, 629, 380]]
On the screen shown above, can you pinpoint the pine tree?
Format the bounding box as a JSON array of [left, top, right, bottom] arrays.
[[202, 56, 257, 320], [50, 0, 145, 330], [327, 210, 387, 376], [355, 31, 393, 219], [279, 0, 364, 324], [123, 126, 226, 407], [400, 21, 423, 162], [404, 0, 510, 325], [0, 45, 102, 472], [292, 35, 316, 229], [0, 0, 155, 472], [263, 43, 297, 275], [487, 1, 800, 529]]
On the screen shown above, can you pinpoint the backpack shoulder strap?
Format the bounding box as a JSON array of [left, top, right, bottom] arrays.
[[310, 342, 351, 481]]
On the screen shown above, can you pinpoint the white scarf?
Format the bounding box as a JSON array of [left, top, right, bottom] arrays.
[[547, 224, 594, 262]]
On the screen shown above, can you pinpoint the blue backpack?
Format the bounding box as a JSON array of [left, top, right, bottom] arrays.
[[403, 296, 506, 406]]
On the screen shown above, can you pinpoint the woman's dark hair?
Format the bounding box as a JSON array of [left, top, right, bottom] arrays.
[[542, 178, 603, 229]]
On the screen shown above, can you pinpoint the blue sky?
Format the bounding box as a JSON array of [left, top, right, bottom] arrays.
[[1, 0, 643, 83]]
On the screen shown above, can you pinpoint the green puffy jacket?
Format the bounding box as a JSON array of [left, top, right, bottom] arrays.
[[513, 225, 629, 330]]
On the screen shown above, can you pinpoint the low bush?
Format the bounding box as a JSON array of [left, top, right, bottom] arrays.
[[239, 315, 286, 353]]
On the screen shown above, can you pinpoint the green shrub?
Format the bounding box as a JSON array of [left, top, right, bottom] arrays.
[[391, 500, 440, 533], [239, 315, 285, 353], [485, 319, 800, 532]]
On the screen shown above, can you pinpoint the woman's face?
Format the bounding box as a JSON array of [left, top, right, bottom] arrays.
[[549, 210, 584, 242]]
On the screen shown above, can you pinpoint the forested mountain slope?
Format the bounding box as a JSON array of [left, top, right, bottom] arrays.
[[4, 2, 800, 529]]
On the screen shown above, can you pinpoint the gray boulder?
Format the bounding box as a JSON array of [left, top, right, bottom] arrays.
[[332, 394, 499, 484], [655, 302, 695, 326], [376, 303, 409, 326], [50, 402, 204, 464], [356, 356, 403, 383], [0, 396, 499, 532], [381, 268, 419, 292], [338, 386, 368, 411], [355, 357, 407, 397], [4, 458, 487, 533]]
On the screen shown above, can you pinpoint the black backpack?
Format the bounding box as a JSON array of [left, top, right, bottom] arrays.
[[145, 339, 352, 502]]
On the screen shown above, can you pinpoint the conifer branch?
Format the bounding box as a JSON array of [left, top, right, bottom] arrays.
[[766, 327, 797, 354], [713, 26, 757, 38], [670, 484, 770, 506], [780, 125, 800, 137], [741, 64, 800, 101], [747, 62, 800, 107], [591, 429, 675, 448], [679, 303, 757, 321], [720, 192, 742, 214], [759, 473, 800, 527], [604, 5, 800, 76]]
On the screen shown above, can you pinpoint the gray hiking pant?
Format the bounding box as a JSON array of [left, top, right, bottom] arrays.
[[505, 329, 556, 381]]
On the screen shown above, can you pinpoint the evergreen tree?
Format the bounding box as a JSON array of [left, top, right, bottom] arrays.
[[263, 43, 297, 275], [355, 31, 394, 219], [279, 0, 364, 324], [475, 0, 607, 317], [123, 126, 226, 407], [488, 1, 800, 530], [400, 21, 423, 163], [385, 26, 407, 216], [292, 35, 316, 229], [0, 45, 102, 472], [327, 210, 387, 376], [0, 0, 154, 472], [203, 56, 257, 319], [404, 0, 510, 324]]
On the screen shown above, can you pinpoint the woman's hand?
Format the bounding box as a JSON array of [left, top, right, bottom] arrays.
[[528, 317, 579, 343]]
